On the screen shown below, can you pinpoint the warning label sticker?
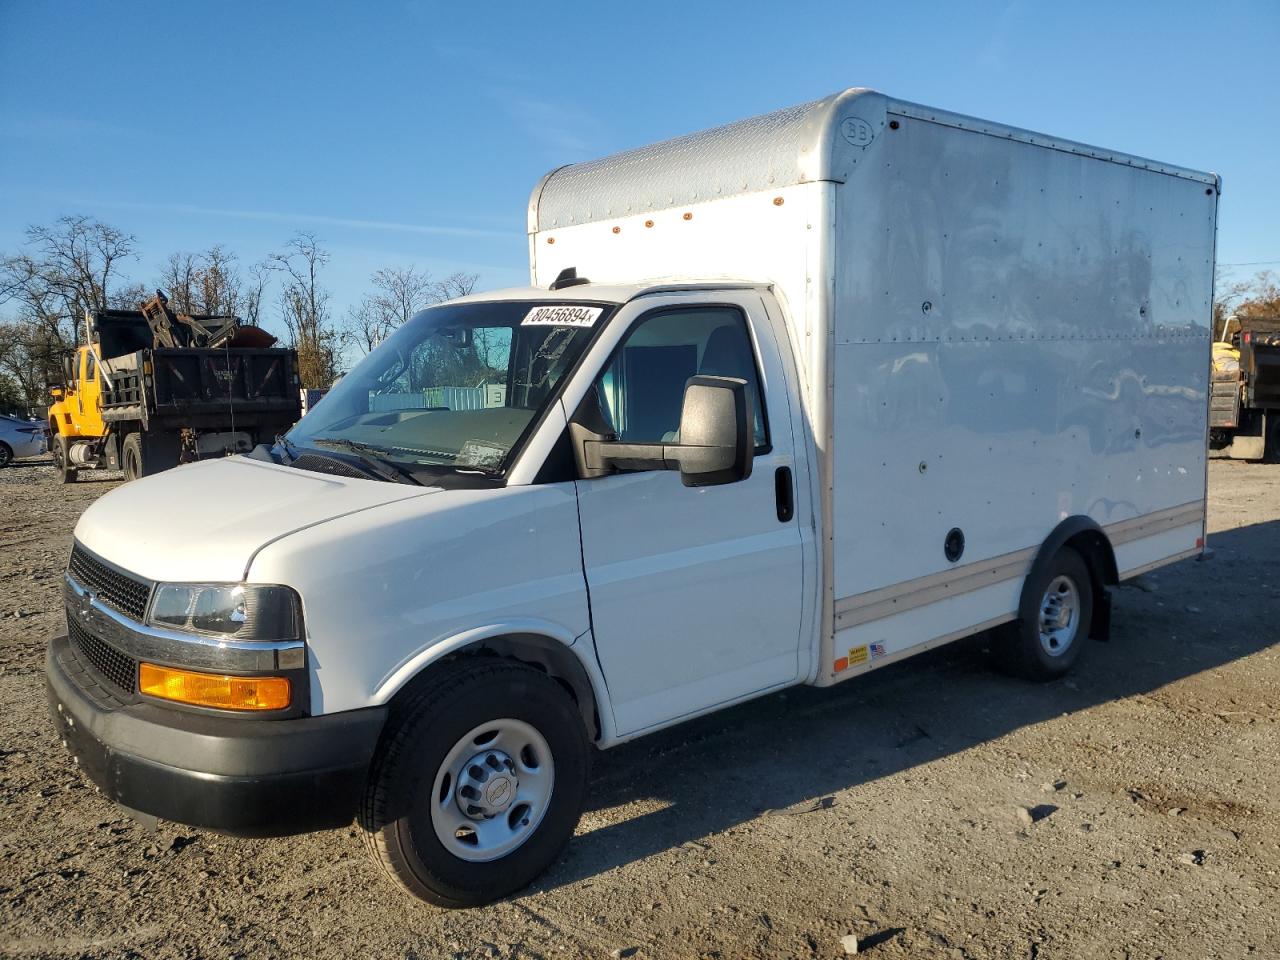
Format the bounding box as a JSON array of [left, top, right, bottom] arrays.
[[521, 305, 604, 328], [847, 645, 869, 667]]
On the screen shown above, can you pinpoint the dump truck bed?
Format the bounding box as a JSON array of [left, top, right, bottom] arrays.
[[101, 347, 300, 430]]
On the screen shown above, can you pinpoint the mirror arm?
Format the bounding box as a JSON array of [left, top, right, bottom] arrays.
[[583, 440, 674, 473]]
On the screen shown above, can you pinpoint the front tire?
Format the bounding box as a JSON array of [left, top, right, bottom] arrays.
[[0, 442, 12, 468], [994, 546, 1093, 680], [54, 435, 77, 483], [361, 660, 589, 908]]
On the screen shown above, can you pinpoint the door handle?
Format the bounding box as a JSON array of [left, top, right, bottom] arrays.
[[774, 466, 794, 522]]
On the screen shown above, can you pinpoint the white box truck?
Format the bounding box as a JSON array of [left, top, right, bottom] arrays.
[[47, 88, 1216, 907]]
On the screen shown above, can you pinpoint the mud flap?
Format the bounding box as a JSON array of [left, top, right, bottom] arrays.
[[1090, 586, 1112, 642]]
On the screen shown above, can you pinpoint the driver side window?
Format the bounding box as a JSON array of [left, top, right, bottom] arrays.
[[594, 307, 769, 450]]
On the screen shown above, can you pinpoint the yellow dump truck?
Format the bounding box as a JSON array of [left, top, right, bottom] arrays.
[[1209, 314, 1280, 461], [48, 293, 301, 482]]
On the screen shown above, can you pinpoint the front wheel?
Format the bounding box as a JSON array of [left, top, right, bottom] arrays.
[[994, 547, 1093, 680], [361, 660, 589, 907], [53, 435, 77, 484], [0, 442, 12, 468]]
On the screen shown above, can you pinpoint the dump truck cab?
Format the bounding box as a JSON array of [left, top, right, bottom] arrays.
[[48, 345, 107, 441]]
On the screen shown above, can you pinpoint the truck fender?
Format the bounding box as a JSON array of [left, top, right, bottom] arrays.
[[370, 620, 614, 743], [1021, 517, 1119, 642]]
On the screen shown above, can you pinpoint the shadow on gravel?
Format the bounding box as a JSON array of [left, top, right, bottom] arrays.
[[533, 517, 1280, 894]]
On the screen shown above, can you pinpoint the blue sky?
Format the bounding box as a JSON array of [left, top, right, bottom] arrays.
[[2, 0, 1277, 342]]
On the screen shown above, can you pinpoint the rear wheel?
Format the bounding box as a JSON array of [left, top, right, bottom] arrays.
[[122, 433, 144, 481], [994, 547, 1093, 680], [361, 660, 590, 908], [0, 442, 12, 468], [53, 435, 77, 484], [1265, 412, 1280, 464]]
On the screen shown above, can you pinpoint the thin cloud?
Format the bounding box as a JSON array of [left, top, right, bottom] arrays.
[[61, 198, 511, 240], [978, 0, 1025, 70], [489, 88, 600, 159], [0, 113, 132, 142]]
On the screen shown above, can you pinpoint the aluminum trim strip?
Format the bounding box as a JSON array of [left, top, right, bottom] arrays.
[[834, 546, 1035, 629], [1105, 503, 1205, 546], [833, 501, 1205, 629], [1119, 546, 1202, 581], [64, 575, 303, 672]]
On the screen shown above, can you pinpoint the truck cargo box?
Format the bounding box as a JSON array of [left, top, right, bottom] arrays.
[[529, 88, 1216, 682]]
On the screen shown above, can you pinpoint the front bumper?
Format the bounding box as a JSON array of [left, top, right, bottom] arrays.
[[46, 633, 387, 837]]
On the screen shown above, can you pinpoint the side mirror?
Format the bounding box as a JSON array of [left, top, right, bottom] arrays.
[[581, 375, 753, 487]]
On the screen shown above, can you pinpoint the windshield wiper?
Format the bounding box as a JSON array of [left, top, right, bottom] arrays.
[[275, 433, 300, 464], [309, 437, 421, 485]]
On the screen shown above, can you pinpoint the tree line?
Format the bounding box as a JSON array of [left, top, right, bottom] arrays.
[[1214, 270, 1280, 337], [0, 215, 477, 415]]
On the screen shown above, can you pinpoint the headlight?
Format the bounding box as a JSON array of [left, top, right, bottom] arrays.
[[147, 583, 302, 640]]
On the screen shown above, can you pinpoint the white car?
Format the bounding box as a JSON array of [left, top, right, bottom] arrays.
[[0, 415, 47, 466]]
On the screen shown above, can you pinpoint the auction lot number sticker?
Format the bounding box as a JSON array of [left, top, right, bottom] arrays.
[[522, 305, 604, 327]]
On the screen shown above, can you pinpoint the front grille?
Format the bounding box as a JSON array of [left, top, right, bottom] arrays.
[[68, 544, 152, 622], [68, 618, 137, 695]]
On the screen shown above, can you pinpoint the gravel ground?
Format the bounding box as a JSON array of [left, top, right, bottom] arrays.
[[1, 458, 1277, 959]]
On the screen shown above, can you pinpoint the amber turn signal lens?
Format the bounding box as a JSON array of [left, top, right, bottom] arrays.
[[139, 663, 291, 711]]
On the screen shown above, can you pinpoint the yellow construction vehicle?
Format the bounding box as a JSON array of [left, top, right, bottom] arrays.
[[48, 292, 301, 482], [1209, 313, 1280, 461]]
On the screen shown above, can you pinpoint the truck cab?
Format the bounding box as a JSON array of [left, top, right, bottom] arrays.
[[48, 279, 812, 906], [48, 345, 106, 441]]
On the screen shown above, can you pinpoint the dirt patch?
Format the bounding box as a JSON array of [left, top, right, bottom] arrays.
[[1, 459, 1278, 958]]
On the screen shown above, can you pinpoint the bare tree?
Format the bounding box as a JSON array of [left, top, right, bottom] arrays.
[[1215, 269, 1280, 338], [432, 271, 478, 302], [342, 267, 481, 356], [270, 233, 339, 388], [158, 246, 244, 316], [342, 266, 432, 355], [110, 282, 150, 311], [1235, 270, 1280, 320], [0, 217, 137, 410], [23, 215, 135, 319], [1, 216, 136, 349], [241, 261, 270, 327], [195, 245, 242, 316]]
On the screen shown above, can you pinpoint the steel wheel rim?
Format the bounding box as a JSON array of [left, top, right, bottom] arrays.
[[1038, 574, 1080, 656], [430, 718, 554, 863]]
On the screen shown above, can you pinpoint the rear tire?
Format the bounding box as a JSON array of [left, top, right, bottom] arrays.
[[361, 659, 590, 908], [122, 433, 143, 481], [994, 547, 1093, 681], [54, 436, 77, 484], [0, 442, 12, 468], [1265, 412, 1280, 464]]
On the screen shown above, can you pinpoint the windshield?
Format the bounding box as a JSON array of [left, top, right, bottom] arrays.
[[287, 300, 613, 478]]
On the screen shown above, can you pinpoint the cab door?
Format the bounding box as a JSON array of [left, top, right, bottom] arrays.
[[571, 293, 805, 736]]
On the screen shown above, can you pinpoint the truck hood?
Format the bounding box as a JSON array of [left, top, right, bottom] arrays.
[[74, 457, 439, 583]]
